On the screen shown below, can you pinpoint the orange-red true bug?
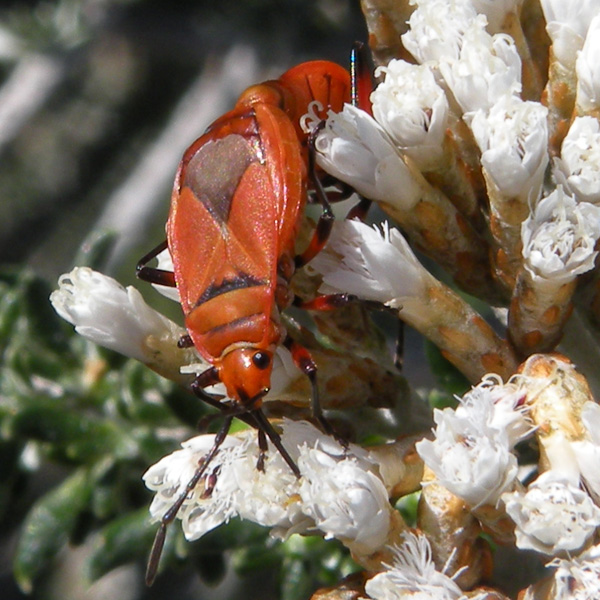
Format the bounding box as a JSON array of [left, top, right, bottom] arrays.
[[137, 45, 371, 584]]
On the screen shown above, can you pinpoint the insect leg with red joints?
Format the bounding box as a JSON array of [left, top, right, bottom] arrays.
[[283, 336, 343, 441], [297, 291, 405, 371]]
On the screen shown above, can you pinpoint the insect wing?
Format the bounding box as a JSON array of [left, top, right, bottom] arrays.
[[167, 104, 305, 352]]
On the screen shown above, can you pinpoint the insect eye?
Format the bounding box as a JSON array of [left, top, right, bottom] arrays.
[[252, 351, 271, 370]]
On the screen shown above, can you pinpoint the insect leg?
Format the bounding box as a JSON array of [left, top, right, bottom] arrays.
[[256, 427, 267, 472], [136, 240, 176, 287], [346, 41, 375, 220], [295, 122, 335, 269], [283, 337, 346, 447], [145, 414, 234, 586], [296, 294, 404, 371], [177, 335, 194, 348], [345, 195, 372, 221], [350, 41, 374, 115], [190, 368, 259, 430], [250, 409, 300, 477]]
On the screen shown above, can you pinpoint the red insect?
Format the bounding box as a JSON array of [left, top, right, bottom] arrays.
[[137, 46, 370, 584]]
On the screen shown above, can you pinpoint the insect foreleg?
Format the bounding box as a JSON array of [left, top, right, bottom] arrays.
[[282, 336, 347, 449], [250, 409, 300, 478]]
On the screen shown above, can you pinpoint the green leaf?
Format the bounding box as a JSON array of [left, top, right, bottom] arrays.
[[14, 468, 93, 593], [10, 403, 130, 463], [200, 519, 269, 553], [395, 491, 420, 527], [191, 551, 227, 586], [88, 507, 155, 580], [280, 555, 313, 600], [231, 541, 281, 575], [0, 440, 26, 521]]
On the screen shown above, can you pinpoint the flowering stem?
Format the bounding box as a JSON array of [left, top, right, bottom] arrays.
[[378, 164, 502, 305], [421, 134, 484, 229], [502, 7, 544, 101], [358, 0, 413, 67], [419, 470, 491, 589], [545, 50, 576, 154], [508, 270, 576, 357], [401, 283, 518, 383], [519, 353, 592, 472]]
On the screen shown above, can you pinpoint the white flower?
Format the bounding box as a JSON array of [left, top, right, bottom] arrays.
[[371, 60, 449, 169], [283, 420, 391, 556], [299, 451, 390, 555], [470, 95, 548, 203], [401, 0, 482, 64], [302, 102, 421, 208], [576, 14, 600, 113], [554, 116, 600, 204], [143, 419, 392, 553], [521, 187, 600, 284], [144, 427, 306, 541], [549, 544, 600, 600], [144, 434, 248, 538], [416, 391, 518, 507], [460, 374, 532, 448], [439, 27, 522, 114], [540, 0, 600, 69], [364, 531, 464, 600], [502, 470, 600, 555], [571, 402, 600, 503], [308, 219, 430, 309], [50, 266, 183, 363]]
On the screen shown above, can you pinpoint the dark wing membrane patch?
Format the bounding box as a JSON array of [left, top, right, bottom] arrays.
[[195, 271, 266, 307], [183, 134, 257, 224]]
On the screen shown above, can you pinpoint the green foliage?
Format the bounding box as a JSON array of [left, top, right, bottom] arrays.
[[0, 268, 183, 590]]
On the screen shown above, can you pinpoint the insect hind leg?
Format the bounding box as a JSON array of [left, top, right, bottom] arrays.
[[295, 294, 404, 371]]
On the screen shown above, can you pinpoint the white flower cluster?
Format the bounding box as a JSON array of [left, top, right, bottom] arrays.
[[416, 374, 529, 508], [521, 188, 600, 285], [364, 531, 464, 600], [143, 419, 394, 558], [417, 366, 600, 596], [305, 0, 600, 296], [308, 219, 431, 310], [50, 266, 184, 364]]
